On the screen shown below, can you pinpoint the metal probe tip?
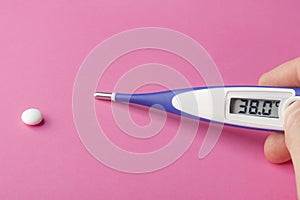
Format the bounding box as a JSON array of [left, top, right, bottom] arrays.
[[94, 92, 113, 101]]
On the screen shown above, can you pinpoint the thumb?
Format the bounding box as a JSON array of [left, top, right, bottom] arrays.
[[284, 100, 300, 199], [284, 100, 300, 154]]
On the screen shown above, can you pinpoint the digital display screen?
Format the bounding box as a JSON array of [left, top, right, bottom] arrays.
[[230, 98, 280, 118]]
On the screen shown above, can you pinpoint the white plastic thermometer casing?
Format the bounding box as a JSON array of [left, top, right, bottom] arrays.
[[97, 86, 300, 132], [171, 87, 298, 132]]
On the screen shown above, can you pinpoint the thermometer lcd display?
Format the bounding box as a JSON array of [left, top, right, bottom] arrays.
[[230, 98, 280, 118]]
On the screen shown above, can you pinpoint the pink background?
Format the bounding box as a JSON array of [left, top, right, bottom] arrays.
[[1, 0, 300, 199]]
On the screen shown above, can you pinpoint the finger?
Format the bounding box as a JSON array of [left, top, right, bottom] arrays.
[[283, 100, 300, 198], [258, 57, 300, 87], [284, 100, 300, 156], [264, 133, 291, 163], [259, 58, 300, 163]]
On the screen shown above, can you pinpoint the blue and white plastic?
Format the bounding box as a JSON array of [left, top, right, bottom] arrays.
[[94, 86, 300, 132]]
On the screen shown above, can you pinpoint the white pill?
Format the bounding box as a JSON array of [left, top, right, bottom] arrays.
[[21, 108, 43, 125]]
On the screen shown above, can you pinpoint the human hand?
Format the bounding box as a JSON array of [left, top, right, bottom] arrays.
[[259, 57, 300, 197]]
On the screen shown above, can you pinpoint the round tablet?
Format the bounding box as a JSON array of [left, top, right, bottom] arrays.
[[21, 108, 43, 125]]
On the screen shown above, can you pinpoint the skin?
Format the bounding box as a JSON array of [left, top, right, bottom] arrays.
[[258, 57, 300, 197]]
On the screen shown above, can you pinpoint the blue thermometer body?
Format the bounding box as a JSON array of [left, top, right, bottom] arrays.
[[94, 86, 300, 132]]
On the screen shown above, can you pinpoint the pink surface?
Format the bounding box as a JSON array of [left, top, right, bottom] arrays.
[[1, 0, 300, 199]]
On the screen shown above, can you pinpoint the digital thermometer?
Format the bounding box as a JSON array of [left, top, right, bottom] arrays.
[[94, 86, 300, 132]]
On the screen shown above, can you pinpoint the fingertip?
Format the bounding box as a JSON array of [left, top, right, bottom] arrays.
[[258, 72, 269, 86], [283, 101, 300, 154], [258, 57, 300, 87], [264, 133, 291, 164]]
